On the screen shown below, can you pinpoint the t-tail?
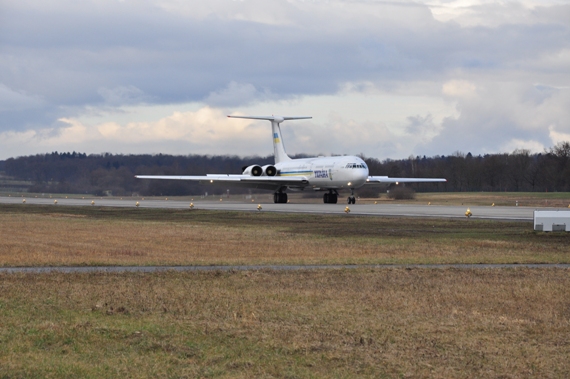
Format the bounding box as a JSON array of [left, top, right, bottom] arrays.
[[227, 115, 311, 164]]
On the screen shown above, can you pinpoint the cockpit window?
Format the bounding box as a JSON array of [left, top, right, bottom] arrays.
[[346, 163, 366, 169]]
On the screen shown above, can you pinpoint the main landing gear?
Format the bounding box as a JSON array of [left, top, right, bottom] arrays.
[[273, 192, 288, 203], [323, 190, 338, 204], [347, 188, 356, 204]]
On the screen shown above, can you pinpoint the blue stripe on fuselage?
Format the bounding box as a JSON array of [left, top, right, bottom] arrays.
[[279, 170, 312, 176]]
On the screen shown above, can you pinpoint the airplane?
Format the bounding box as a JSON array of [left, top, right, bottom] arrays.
[[136, 115, 446, 204]]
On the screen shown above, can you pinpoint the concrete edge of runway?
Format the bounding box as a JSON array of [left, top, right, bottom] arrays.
[[0, 263, 568, 274]]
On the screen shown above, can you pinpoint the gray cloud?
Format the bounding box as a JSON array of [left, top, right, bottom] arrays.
[[0, 0, 569, 158]]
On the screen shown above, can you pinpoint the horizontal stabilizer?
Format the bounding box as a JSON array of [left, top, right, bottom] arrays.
[[227, 115, 311, 123]]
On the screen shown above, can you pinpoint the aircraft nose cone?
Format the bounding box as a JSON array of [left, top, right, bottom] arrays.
[[353, 168, 368, 187]]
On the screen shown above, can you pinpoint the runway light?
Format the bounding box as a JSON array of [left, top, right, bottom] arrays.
[[22, 199, 26, 204], [492, 203, 495, 207], [465, 208, 472, 218], [190, 203, 194, 209], [344, 206, 351, 213], [374, 201, 377, 204], [136, 202, 140, 207], [54, 200, 57, 204], [220, 198, 223, 201], [257, 204, 262, 211], [347, 182, 352, 186], [91, 201, 95, 206], [428, 202, 431, 205], [210, 180, 214, 183]]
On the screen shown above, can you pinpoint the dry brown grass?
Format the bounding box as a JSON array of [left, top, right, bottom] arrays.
[[1, 205, 569, 266], [0, 268, 568, 378], [360, 191, 570, 208], [1, 204, 569, 377]]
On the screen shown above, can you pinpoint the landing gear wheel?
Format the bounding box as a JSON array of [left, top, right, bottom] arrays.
[[273, 192, 288, 203], [323, 192, 338, 204], [347, 196, 356, 204]]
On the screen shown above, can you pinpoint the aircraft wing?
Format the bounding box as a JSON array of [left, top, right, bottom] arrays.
[[135, 175, 309, 191], [366, 176, 447, 184]]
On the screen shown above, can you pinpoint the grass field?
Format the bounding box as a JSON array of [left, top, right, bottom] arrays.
[[1, 269, 569, 378], [0, 203, 569, 378], [409, 192, 570, 208], [1, 204, 569, 267]]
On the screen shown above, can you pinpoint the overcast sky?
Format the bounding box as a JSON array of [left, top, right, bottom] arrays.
[[1, 0, 569, 161]]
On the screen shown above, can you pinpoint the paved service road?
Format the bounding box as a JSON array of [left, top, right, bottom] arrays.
[[1, 195, 561, 221], [0, 264, 568, 274]]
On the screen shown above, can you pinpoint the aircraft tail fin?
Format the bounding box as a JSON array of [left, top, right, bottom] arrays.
[[227, 115, 311, 164]]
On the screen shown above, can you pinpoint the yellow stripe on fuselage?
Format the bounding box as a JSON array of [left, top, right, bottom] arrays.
[[279, 171, 312, 177]]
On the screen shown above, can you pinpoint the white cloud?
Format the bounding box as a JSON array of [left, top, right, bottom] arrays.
[[426, 0, 570, 27], [442, 80, 477, 98], [500, 138, 545, 154], [0, 0, 569, 160], [549, 125, 570, 145], [0, 107, 272, 158], [88, 107, 258, 144]]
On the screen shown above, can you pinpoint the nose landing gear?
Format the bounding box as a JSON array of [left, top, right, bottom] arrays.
[[347, 188, 356, 204]]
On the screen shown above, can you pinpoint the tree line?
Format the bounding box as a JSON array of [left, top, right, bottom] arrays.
[[1, 142, 569, 196]]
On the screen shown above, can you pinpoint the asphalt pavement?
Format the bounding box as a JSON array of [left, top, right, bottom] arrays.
[[0, 195, 557, 221]]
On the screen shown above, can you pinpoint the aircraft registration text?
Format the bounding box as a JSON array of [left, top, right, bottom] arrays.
[[314, 170, 329, 179]]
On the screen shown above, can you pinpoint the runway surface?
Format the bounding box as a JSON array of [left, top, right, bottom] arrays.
[[0, 195, 562, 221]]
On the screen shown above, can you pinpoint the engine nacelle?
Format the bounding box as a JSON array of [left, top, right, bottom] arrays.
[[242, 165, 263, 176], [262, 165, 277, 176]]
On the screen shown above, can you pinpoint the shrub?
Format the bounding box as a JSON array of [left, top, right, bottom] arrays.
[[387, 186, 415, 200]]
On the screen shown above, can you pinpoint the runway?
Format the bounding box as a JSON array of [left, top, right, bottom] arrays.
[[0, 194, 557, 221]]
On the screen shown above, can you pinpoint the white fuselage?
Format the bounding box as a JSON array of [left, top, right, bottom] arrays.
[[275, 155, 369, 190]]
